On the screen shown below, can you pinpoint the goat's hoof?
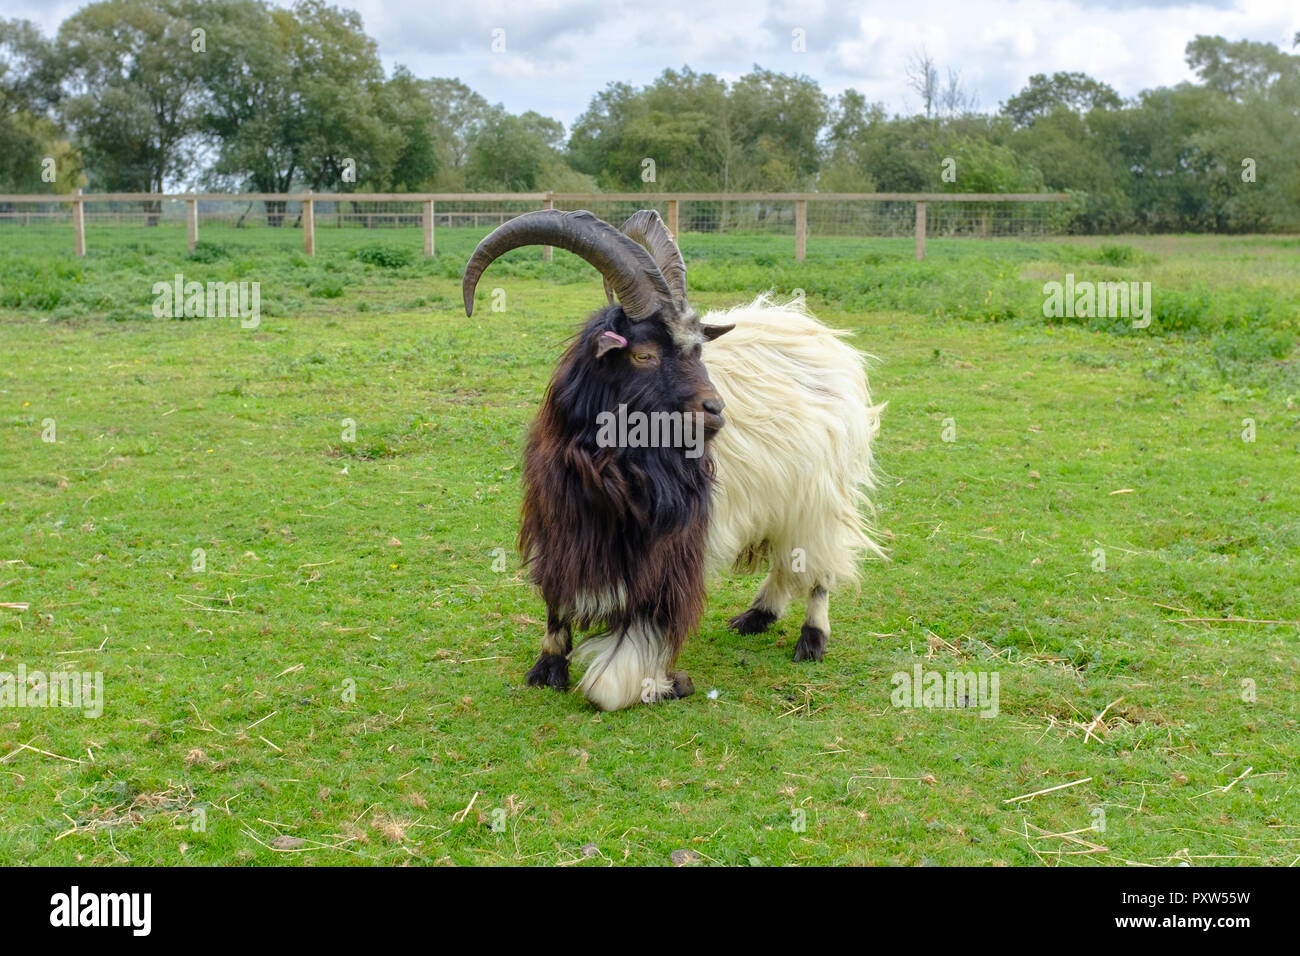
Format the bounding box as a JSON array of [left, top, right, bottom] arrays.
[[793, 625, 827, 663], [727, 606, 778, 635], [525, 653, 570, 691], [665, 671, 695, 699]]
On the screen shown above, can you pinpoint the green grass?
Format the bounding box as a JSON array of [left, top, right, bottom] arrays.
[[1, 227, 1297, 866]]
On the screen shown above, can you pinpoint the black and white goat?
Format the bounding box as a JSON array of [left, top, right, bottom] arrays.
[[463, 209, 884, 711]]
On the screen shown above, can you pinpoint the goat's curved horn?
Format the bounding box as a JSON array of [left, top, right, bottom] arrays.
[[616, 209, 687, 311], [463, 209, 673, 321]]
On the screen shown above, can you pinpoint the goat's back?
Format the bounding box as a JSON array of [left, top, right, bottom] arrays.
[[702, 295, 886, 588]]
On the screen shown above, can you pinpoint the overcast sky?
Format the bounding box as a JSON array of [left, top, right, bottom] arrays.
[[13, 0, 1300, 129]]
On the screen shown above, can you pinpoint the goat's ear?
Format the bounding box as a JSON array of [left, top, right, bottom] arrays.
[[595, 329, 628, 359], [702, 323, 735, 341]]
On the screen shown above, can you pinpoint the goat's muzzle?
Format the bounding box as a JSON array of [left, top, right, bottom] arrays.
[[693, 395, 726, 437]]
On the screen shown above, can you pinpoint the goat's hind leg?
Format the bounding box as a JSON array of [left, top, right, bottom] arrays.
[[793, 585, 829, 662], [727, 571, 791, 635], [525, 607, 572, 690]]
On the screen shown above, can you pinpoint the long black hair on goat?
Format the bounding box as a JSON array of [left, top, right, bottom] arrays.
[[519, 307, 715, 659]]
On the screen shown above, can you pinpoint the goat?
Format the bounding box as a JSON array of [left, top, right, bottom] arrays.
[[462, 209, 884, 711]]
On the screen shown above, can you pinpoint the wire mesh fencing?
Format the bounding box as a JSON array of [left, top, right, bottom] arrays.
[[0, 197, 76, 239], [553, 196, 1061, 238], [550, 197, 672, 228]]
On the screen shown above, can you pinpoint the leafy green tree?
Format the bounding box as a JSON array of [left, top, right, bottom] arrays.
[[374, 66, 439, 190], [0, 112, 82, 192], [728, 67, 827, 187], [569, 69, 732, 190], [423, 76, 489, 188], [196, 0, 397, 220], [1002, 72, 1122, 127], [1112, 84, 1223, 230], [1, 18, 58, 114], [1183, 36, 1300, 230], [194, 0, 291, 194], [467, 107, 548, 191], [1185, 35, 1298, 100], [287, 1, 396, 190], [936, 132, 1043, 193], [518, 111, 565, 151], [822, 92, 932, 192], [1008, 108, 1131, 231], [569, 66, 824, 192], [1, 18, 81, 192], [56, 0, 204, 194], [565, 81, 631, 180]]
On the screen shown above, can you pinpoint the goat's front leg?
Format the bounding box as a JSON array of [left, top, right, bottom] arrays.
[[727, 569, 792, 634], [525, 607, 572, 690]]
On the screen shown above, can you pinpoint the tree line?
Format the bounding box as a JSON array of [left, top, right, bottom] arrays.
[[2, 0, 1297, 232]]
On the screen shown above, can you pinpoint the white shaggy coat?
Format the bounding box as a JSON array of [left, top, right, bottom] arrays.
[[703, 295, 885, 594]]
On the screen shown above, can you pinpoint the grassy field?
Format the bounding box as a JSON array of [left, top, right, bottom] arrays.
[[1, 225, 1297, 866]]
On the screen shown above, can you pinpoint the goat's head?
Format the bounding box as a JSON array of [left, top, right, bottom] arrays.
[[463, 209, 733, 439]]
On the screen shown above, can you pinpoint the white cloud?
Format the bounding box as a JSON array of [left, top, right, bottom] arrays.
[[487, 56, 574, 81], [981, 20, 1038, 60]]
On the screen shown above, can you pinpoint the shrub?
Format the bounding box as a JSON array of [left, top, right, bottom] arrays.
[[187, 242, 230, 263], [310, 279, 345, 299], [355, 244, 414, 269]]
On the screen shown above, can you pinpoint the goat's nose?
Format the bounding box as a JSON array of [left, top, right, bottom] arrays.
[[702, 397, 724, 415]]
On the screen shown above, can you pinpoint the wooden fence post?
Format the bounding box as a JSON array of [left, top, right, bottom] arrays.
[[303, 191, 315, 256], [794, 198, 807, 261], [667, 198, 679, 240], [423, 199, 435, 257], [72, 188, 85, 258], [915, 201, 927, 261], [186, 198, 198, 252], [542, 192, 554, 262]]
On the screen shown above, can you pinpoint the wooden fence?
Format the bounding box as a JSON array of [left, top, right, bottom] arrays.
[[0, 190, 1071, 262]]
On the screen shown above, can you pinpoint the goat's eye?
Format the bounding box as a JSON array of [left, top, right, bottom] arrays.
[[633, 351, 658, 366]]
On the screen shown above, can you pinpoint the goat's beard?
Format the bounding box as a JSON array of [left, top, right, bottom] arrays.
[[519, 387, 713, 653]]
